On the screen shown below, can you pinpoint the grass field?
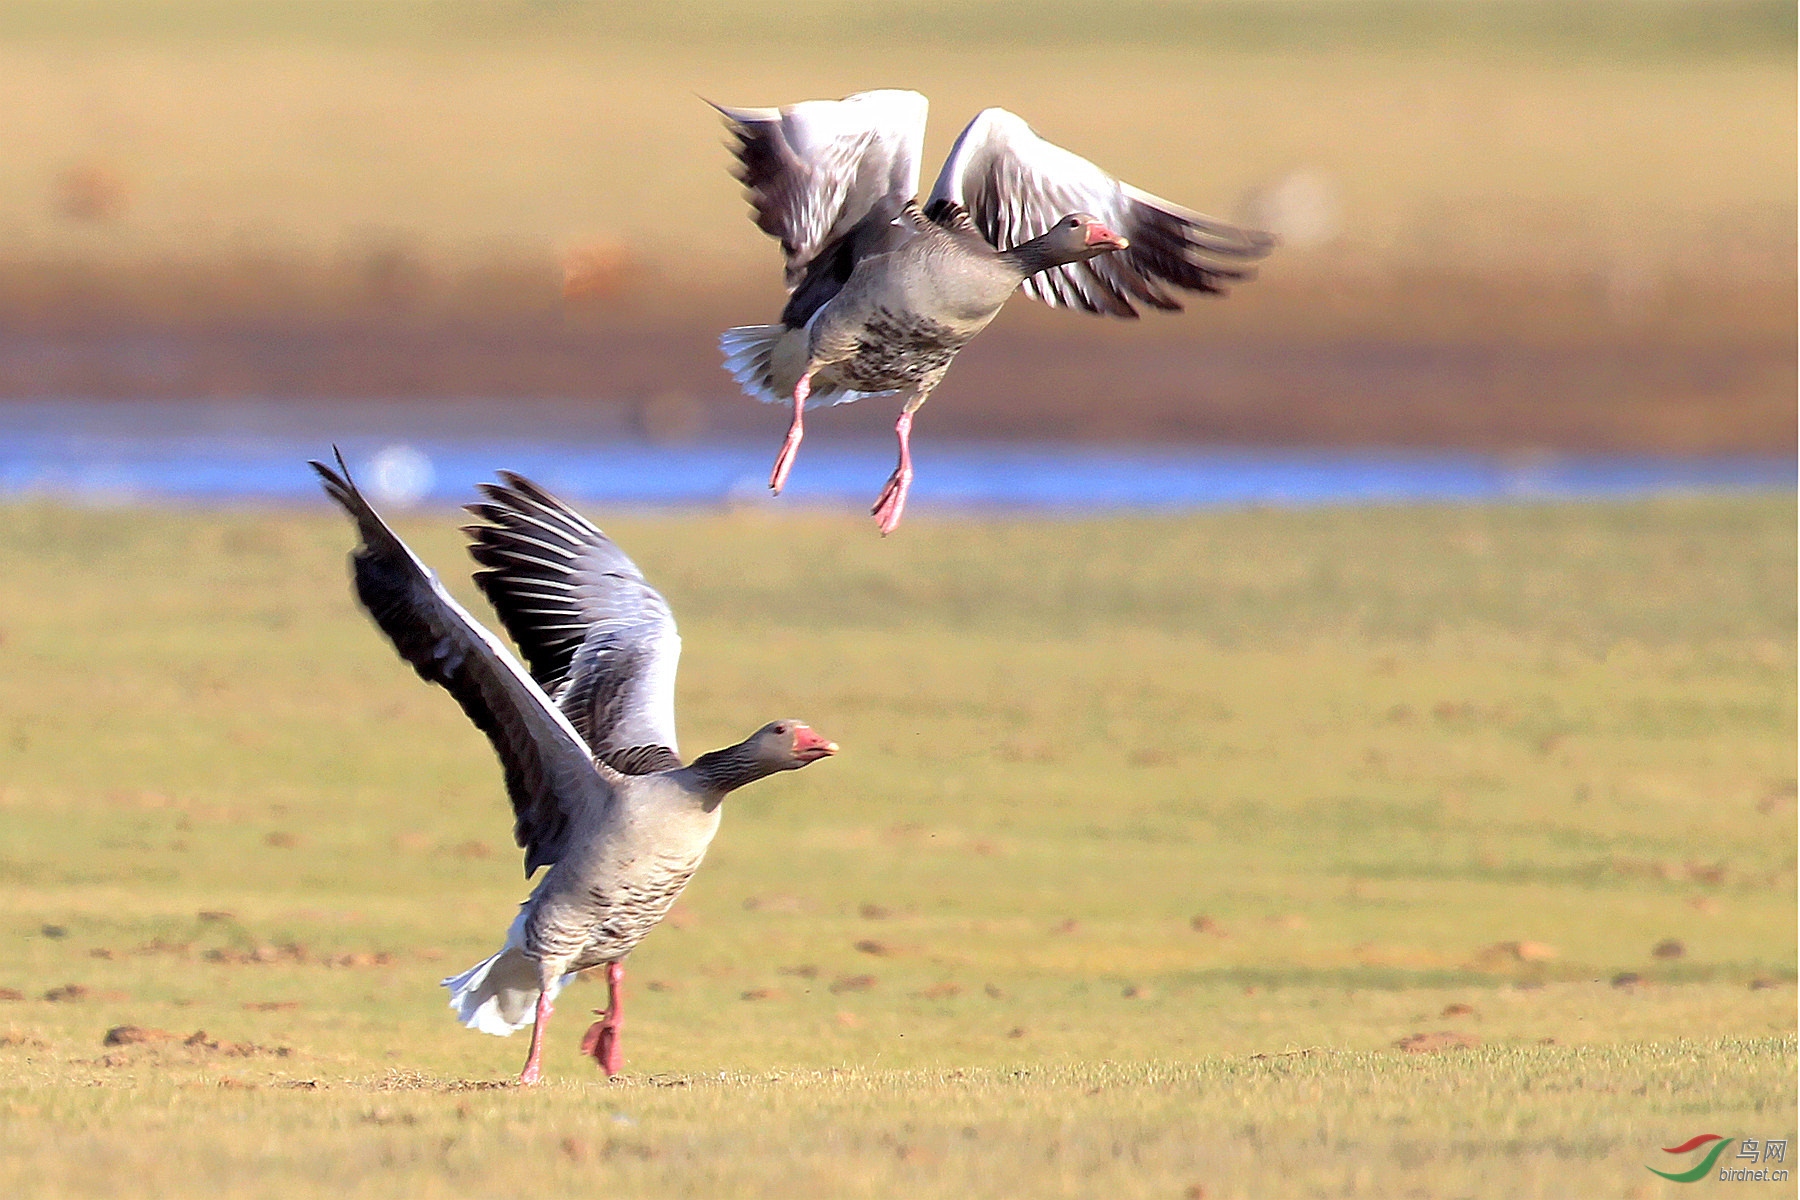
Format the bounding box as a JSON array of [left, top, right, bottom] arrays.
[[0, 493, 1792, 1196]]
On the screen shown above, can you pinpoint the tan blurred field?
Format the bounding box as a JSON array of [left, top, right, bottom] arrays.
[[6, 9, 1793, 284], [0, 1, 1793, 445]]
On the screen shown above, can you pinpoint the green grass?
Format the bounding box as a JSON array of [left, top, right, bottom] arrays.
[[0, 495, 1793, 1197]]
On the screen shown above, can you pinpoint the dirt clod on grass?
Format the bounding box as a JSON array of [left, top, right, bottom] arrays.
[[198, 943, 395, 968], [361, 1106, 418, 1125], [1395, 1031, 1481, 1053], [182, 1030, 292, 1057], [1472, 941, 1558, 966], [742, 894, 808, 914]]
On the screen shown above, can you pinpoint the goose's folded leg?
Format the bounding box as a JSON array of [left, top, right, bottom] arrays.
[[518, 986, 555, 1085], [580, 962, 627, 1078], [769, 374, 813, 495], [871, 409, 916, 536]]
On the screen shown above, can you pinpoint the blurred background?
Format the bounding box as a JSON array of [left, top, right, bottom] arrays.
[[0, 0, 1792, 503]]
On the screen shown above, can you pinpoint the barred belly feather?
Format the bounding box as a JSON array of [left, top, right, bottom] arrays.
[[571, 863, 699, 970], [838, 307, 968, 391]]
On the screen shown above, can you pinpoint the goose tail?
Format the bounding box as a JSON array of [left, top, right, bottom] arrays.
[[719, 324, 894, 408], [440, 911, 575, 1036]]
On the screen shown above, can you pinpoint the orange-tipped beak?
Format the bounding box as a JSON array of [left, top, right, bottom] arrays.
[[1085, 221, 1128, 250], [792, 724, 838, 761]]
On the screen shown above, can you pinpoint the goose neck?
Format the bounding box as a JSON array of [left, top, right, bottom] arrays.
[[684, 740, 777, 797]]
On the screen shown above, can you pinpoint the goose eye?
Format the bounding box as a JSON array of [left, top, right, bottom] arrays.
[[773, 723, 789, 735]]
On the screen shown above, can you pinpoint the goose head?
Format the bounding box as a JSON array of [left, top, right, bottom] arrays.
[[1040, 212, 1129, 263], [751, 720, 839, 770]]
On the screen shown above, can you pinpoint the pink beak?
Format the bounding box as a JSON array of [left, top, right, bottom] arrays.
[[1084, 221, 1128, 250], [791, 724, 838, 761]]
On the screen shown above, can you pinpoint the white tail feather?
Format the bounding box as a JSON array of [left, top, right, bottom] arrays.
[[718, 324, 895, 408], [441, 911, 575, 1037], [719, 324, 786, 404]]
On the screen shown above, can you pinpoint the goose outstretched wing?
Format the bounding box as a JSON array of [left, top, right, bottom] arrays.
[[312, 452, 611, 876], [716, 89, 929, 289], [463, 472, 682, 776], [928, 107, 1275, 318]]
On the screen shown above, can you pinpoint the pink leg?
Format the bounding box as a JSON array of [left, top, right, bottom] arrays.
[[871, 409, 915, 536], [579, 962, 626, 1078], [518, 987, 553, 1085], [769, 374, 812, 494]]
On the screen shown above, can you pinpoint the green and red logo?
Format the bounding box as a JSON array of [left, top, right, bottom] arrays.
[[1651, 1133, 1791, 1183], [1650, 1134, 1736, 1182]]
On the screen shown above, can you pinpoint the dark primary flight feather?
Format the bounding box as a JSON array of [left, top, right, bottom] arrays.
[[462, 471, 683, 776], [311, 452, 613, 876]]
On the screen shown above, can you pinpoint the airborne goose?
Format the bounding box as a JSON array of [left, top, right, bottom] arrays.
[[717, 89, 1274, 534], [312, 453, 835, 1082]]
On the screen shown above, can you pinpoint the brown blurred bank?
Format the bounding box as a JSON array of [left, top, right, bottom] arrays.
[[1, 1, 1792, 452]]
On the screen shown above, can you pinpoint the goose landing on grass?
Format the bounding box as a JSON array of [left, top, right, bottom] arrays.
[[312, 452, 836, 1082]]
